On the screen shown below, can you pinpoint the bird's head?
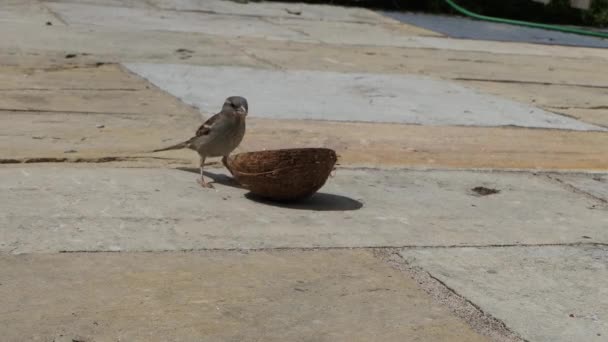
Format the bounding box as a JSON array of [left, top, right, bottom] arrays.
[[223, 96, 248, 116]]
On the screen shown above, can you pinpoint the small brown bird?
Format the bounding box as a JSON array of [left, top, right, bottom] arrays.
[[152, 96, 248, 188]]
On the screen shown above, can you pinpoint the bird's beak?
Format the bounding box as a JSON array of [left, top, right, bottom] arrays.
[[237, 106, 247, 115]]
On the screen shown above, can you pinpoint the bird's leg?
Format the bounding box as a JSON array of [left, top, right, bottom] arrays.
[[197, 156, 213, 188]]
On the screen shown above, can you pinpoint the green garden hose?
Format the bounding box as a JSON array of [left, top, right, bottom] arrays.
[[443, 0, 608, 39]]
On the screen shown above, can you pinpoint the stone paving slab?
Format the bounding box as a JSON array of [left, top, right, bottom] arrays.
[[43, 0, 150, 8], [3, 20, 608, 88], [0, 64, 198, 115], [13, 2, 608, 61], [149, 0, 403, 25], [399, 246, 608, 342], [45, 1, 438, 45], [124, 64, 604, 131], [231, 38, 608, 86], [384, 12, 608, 48], [46, 1, 433, 47], [2, 167, 607, 254], [0, 22, 260, 68], [4, 114, 608, 170], [0, 0, 63, 26], [553, 173, 608, 202], [46, 2, 318, 42], [44, 0, 402, 25], [1, 64, 606, 170], [263, 17, 440, 46], [0, 249, 488, 342], [43, 1, 608, 59], [456, 80, 608, 128]]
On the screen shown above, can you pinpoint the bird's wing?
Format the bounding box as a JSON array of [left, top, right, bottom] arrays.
[[195, 113, 221, 137], [151, 113, 225, 152]]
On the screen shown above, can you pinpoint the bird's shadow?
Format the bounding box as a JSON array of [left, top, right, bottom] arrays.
[[177, 167, 245, 189], [176, 167, 363, 212]]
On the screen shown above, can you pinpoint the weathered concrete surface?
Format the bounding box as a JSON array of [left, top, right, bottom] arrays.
[[0, 250, 488, 342], [0, 1, 606, 341], [43, 0, 151, 8], [552, 173, 608, 202], [149, 0, 405, 24], [399, 246, 608, 342], [45, 1, 437, 46], [40, 2, 608, 59], [2, 63, 607, 170], [0, 0, 63, 26], [44, 0, 406, 25], [46, 2, 315, 42], [230, 37, 608, 86], [456, 80, 608, 128], [125, 64, 604, 130], [384, 12, 608, 48], [0, 65, 198, 115], [3, 21, 608, 87], [0, 22, 261, 68], [2, 167, 607, 253], [4, 114, 608, 170]]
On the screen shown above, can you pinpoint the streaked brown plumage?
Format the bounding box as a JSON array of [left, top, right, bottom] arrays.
[[153, 96, 248, 187]]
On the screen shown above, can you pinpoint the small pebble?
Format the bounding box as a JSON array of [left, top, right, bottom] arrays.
[[45, 21, 52, 26], [96, 124, 105, 128], [64, 149, 77, 153]]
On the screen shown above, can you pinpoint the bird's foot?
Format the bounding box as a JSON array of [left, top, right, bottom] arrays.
[[197, 178, 214, 188]]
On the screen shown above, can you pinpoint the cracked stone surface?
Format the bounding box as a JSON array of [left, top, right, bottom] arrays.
[[399, 245, 608, 342], [0, 250, 489, 342], [125, 64, 605, 130], [2, 0, 608, 341], [2, 167, 607, 253]]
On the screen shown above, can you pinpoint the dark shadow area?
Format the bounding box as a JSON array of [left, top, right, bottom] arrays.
[[244, 192, 364, 211], [176, 167, 244, 189], [177, 167, 363, 211]]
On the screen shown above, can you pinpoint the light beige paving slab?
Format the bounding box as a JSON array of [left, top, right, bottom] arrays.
[[1, 64, 606, 170], [46, 2, 316, 42], [235, 38, 608, 86], [0, 250, 489, 342], [0, 64, 199, 116], [552, 173, 608, 202], [458, 80, 608, 128], [40, 1, 608, 59], [42, 0, 150, 8], [4, 113, 608, 171], [1, 167, 607, 254], [124, 63, 605, 130], [399, 246, 608, 342], [2, 20, 607, 87], [149, 0, 404, 25], [264, 17, 440, 45], [0, 22, 260, 68], [0, 0, 64, 26]]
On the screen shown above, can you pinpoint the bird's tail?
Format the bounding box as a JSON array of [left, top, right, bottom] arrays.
[[150, 140, 189, 153]]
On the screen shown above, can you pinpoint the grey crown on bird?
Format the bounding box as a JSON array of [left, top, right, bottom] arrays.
[[152, 96, 248, 188]]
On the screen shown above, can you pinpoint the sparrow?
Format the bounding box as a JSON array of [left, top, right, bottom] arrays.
[[152, 96, 248, 188]]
